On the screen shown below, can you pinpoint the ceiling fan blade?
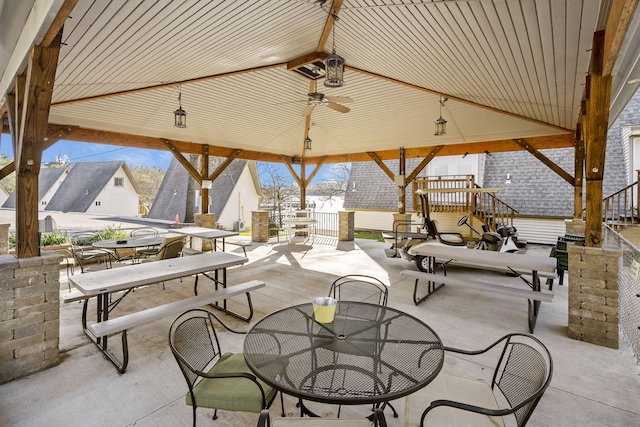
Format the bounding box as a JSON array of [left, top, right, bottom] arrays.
[[326, 96, 353, 104], [303, 104, 316, 116], [326, 102, 350, 113]]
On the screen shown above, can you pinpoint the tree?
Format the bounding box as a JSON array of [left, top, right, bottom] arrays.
[[130, 165, 165, 210], [308, 163, 350, 207], [258, 162, 297, 221]]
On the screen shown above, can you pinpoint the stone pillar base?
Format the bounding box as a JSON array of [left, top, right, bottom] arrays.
[[252, 211, 269, 243], [568, 244, 621, 349], [0, 252, 63, 384], [392, 213, 412, 233], [565, 218, 585, 236], [339, 211, 354, 241]]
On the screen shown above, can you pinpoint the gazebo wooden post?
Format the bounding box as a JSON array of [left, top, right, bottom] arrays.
[[584, 31, 612, 247], [300, 161, 306, 210], [13, 35, 62, 258], [201, 144, 209, 214], [574, 123, 585, 219], [399, 147, 406, 214]]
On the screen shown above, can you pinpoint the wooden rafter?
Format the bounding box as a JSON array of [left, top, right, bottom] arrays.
[[305, 157, 326, 185], [40, 0, 78, 48], [162, 139, 201, 181], [316, 0, 344, 53], [282, 156, 303, 188], [367, 151, 394, 181], [287, 52, 328, 70], [405, 145, 444, 185], [208, 149, 243, 182], [512, 139, 574, 185], [603, 0, 640, 76]]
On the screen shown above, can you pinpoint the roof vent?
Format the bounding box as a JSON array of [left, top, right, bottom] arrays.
[[292, 61, 326, 80]]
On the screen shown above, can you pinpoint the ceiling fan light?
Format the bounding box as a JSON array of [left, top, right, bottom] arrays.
[[324, 52, 345, 88], [434, 116, 447, 136]]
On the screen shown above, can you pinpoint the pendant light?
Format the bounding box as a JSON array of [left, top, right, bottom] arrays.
[[174, 85, 187, 128], [434, 97, 447, 136], [324, 13, 345, 88]]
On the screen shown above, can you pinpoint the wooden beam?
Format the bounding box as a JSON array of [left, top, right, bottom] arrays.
[[512, 139, 575, 185], [208, 149, 243, 181], [367, 151, 395, 181], [12, 75, 26, 162], [52, 63, 284, 108], [282, 156, 303, 188], [305, 156, 326, 185], [603, 0, 640, 76], [16, 34, 61, 258], [399, 147, 406, 214], [405, 145, 444, 185], [348, 66, 572, 134], [40, 0, 78, 47], [162, 139, 201, 181], [317, 0, 344, 53], [300, 162, 307, 209], [574, 125, 585, 219]]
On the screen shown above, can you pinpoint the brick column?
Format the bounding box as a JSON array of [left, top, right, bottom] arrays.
[[567, 244, 621, 349], [392, 213, 412, 233], [252, 211, 269, 243], [339, 211, 354, 241], [0, 224, 9, 255], [0, 252, 63, 384]]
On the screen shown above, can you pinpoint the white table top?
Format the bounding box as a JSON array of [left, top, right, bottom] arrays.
[[68, 252, 247, 296], [92, 236, 164, 249], [172, 227, 239, 239], [410, 244, 556, 273]]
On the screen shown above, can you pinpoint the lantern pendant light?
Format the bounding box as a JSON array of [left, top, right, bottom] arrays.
[[304, 137, 312, 150], [324, 13, 345, 88], [434, 97, 447, 136], [174, 85, 187, 128]]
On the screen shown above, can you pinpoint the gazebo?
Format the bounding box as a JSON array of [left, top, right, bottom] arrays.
[[1, 0, 639, 381]]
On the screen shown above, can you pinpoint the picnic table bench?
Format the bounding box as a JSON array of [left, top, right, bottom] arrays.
[[401, 245, 557, 333], [66, 252, 254, 373]]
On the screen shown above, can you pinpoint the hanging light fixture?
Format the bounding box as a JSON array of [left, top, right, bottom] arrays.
[[434, 97, 447, 136], [304, 137, 312, 150], [324, 13, 345, 88], [174, 85, 187, 128]]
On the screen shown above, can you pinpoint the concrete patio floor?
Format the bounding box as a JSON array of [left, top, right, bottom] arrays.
[[1, 230, 639, 426]]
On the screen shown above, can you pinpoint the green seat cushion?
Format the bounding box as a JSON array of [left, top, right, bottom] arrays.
[[405, 373, 505, 427], [186, 353, 276, 413]]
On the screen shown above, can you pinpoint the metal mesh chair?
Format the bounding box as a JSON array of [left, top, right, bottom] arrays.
[[169, 309, 282, 427], [405, 333, 553, 427], [68, 231, 113, 274], [329, 274, 389, 306], [327, 275, 398, 419]]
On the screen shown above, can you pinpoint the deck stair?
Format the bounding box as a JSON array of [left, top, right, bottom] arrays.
[[412, 175, 518, 232]]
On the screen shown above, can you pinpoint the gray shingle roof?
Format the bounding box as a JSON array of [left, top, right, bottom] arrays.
[[45, 161, 125, 213], [2, 167, 68, 209], [148, 157, 247, 222]]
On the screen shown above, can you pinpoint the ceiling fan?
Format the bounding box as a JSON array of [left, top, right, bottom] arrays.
[[302, 79, 353, 117]]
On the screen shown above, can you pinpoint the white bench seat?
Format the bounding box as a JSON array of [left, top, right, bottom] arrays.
[[86, 280, 265, 373], [400, 270, 553, 303], [88, 280, 264, 337], [436, 259, 557, 280], [62, 290, 89, 303]]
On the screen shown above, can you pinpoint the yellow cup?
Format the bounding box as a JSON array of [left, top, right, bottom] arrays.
[[312, 297, 337, 323]]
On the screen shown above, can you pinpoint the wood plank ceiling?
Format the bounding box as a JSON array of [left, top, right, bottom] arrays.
[[41, 0, 605, 162]]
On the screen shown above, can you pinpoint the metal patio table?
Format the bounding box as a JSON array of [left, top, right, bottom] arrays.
[[92, 235, 164, 263], [244, 301, 444, 416]]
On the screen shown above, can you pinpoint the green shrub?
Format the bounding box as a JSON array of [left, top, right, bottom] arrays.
[[40, 229, 68, 246], [354, 231, 385, 242], [98, 225, 128, 240]]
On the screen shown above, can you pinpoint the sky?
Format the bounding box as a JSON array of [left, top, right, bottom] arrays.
[[0, 134, 334, 184]]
